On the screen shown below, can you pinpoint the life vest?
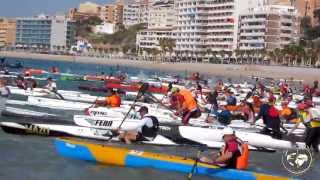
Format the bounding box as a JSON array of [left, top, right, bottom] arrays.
[[141, 116, 159, 138], [179, 90, 197, 111], [226, 105, 239, 112], [236, 143, 249, 170], [268, 106, 279, 118], [106, 94, 121, 107]]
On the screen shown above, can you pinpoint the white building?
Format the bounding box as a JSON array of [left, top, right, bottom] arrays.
[[174, 0, 260, 59], [137, 28, 175, 51], [94, 22, 115, 34], [148, 0, 175, 28], [123, 3, 140, 27], [238, 5, 300, 50]]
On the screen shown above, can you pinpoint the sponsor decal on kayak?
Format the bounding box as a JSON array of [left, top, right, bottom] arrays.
[[25, 124, 50, 135], [89, 111, 108, 116], [93, 120, 113, 127]]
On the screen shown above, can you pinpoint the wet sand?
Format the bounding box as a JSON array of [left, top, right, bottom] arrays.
[[1, 51, 319, 83]]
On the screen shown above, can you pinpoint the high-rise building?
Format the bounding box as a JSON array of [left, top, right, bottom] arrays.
[[238, 5, 300, 50], [174, 0, 260, 57], [15, 15, 76, 51], [99, 1, 124, 24], [0, 18, 16, 48], [293, 0, 320, 26], [148, 0, 175, 28], [137, 28, 175, 51], [100, 5, 115, 23], [123, 2, 140, 27]]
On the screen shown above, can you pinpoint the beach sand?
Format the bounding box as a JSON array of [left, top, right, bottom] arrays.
[[1, 51, 319, 83]]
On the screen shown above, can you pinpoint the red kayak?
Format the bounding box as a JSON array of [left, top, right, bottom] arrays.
[[105, 82, 168, 94], [23, 68, 47, 76]]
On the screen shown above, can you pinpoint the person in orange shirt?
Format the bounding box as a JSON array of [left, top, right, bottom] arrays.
[[280, 101, 298, 123], [172, 88, 201, 124], [95, 89, 121, 107]]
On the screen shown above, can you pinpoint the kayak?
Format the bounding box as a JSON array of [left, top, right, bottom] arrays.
[[73, 117, 307, 150], [83, 75, 123, 83], [0, 122, 111, 140], [27, 96, 92, 111], [54, 138, 295, 180]]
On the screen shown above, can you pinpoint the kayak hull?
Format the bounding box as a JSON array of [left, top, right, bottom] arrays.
[[54, 138, 294, 180]]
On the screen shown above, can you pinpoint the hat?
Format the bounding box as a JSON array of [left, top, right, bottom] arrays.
[[47, 77, 53, 81], [138, 106, 148, 113], [171, 87, 179, 93], [288, 102, 297, 109], [222, 127, 234, 137]]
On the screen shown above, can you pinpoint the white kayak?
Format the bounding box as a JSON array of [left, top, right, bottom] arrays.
[[8, 86, 105, 103], [3, 106, 57, 117], [0, 121, 273, 151], [72, 117, 311, 151]]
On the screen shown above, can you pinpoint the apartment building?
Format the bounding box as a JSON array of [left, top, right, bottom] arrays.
[[136, 28, 175, 52], [123, 3, 140, 27], [293, 0, 320, 26], [148, 0, 175, 28], [174, 0, 260, 58], [0, 18, 16, 48], [136, 0, 176, 51], [238, 5, 299, 50], [99, 2, 124, 24], [15, 15, 76, 51]]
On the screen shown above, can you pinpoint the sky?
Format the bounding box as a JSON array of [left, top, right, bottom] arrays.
[[0, 0, 115, 17]]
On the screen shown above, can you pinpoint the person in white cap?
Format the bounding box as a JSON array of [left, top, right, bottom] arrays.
[[200, 127, 242, 168]]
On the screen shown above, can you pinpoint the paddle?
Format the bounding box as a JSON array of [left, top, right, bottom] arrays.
[[187, 145, 208, 180], [116, 83, 149, 131], [52, 90, 64, 100]]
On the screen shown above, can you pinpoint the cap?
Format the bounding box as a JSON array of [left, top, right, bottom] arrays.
[[288, 102, 297, 109], [138, 106, 148, 113], [171, 87, 179, 93], [47, 77, 53, 81], [222, 127, 234, 137]]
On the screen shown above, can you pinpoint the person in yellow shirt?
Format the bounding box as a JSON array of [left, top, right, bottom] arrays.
[[173, 88, 201, 124], [288, 103, 320, 152], [95, 89, 121, 107]]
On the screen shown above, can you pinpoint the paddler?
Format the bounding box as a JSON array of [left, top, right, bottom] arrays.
[[280, 101, 298, 123], [43, 77, 64, 99], [119, 106, 159, 144], [288, 103, 320, 152], [200, 127, 247, 169], [44, 77, 57, 92], [0, 79, 11, 98], [225, 89, 238, 111], [254, 96, 281, 139], [172, 88, 201, 124], [0, 79, 10, 111], [15, 75, 27, 90], [95, 88, 121, 107]]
